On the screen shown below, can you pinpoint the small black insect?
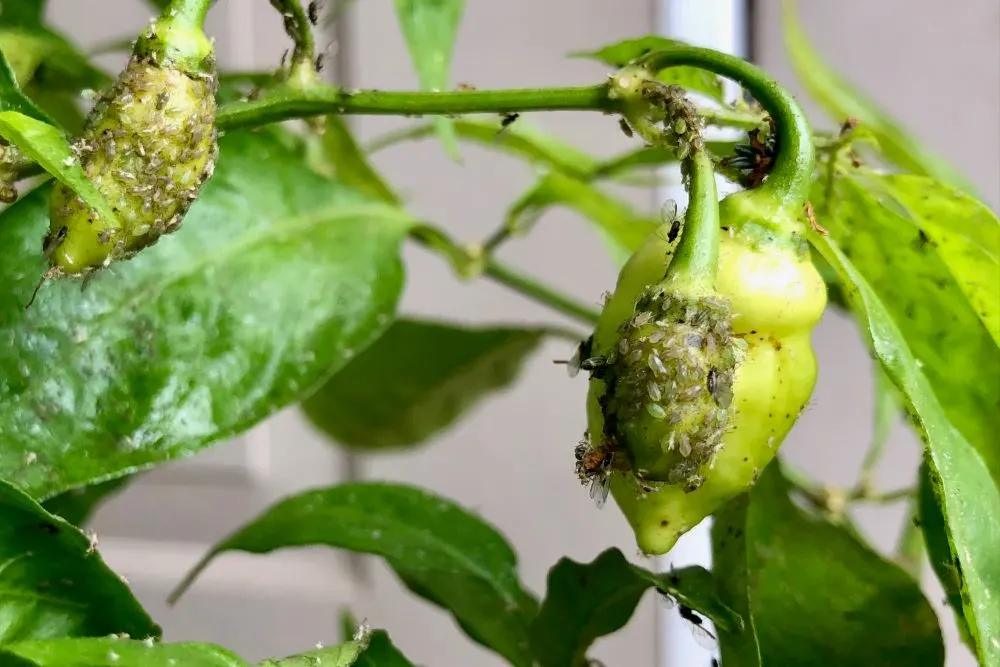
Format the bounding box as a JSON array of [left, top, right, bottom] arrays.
[[500, 112, 520, 128], [707, 367, 718, 395], [307, 0, 320, 25], [667, 218, 681, 243], [580, 355, 610, 379], [618, 117, 633, 138], [315, 53, 325, 72], [678, 604, 717, 649]]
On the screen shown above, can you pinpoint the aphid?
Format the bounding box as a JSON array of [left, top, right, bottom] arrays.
[[315, 53, 325, 72], [500, 112, 520, 128], [647, 381, 662, 402], [709, 370, 734, 409], [632, 311, 653, 328], [575, 439, 614, 508], [580, 355, 610, 379], [618, 117, 633, 137], [647, 353, 667, 375], [646, 403, 667, 420], [456, 82, 477, 91], [678, 604, 717, 650], [307, 0, 320, 25], [553, 336, 593, 378], [155, 90, 170, 111], [665, 218, 681, 244]]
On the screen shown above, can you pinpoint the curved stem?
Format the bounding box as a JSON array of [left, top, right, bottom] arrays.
[[165, 0, 214, 29], [637, 46, 815, 208], [662, 148, 720, 292], [216, 84, 613, 131], [270, 0, 316, 74]]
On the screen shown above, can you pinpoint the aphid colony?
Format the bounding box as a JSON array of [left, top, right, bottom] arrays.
[[571, 283, 740, 503], [42, 35, 219, 281]]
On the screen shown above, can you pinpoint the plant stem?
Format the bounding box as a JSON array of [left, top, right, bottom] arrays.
[[269, 0, 316, 75], [166, 0, 214, 29], [409, 225, 600, 327], [662, 147, 720, 292], [700, 106, 766, 130], [483, 260, 600, 326], [216, 84, 614, 132], [637, 46, 815, 208]]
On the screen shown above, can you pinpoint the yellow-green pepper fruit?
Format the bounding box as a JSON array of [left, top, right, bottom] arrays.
[[583, 47, 827, 555], [44, 9, 218, 275]]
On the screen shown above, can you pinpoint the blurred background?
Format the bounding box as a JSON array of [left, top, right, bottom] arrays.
[[42, 0, 998, 665]]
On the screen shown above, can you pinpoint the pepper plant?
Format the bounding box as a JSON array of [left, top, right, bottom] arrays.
[[0, 0, 997, 665]]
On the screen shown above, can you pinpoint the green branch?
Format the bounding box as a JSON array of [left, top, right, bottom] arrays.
[[483, 260, 600, 326], [409, 225, 599, 327], [269, 0, 317, 79], [216, 84, 614, 132], [166, 0, 214, 29]]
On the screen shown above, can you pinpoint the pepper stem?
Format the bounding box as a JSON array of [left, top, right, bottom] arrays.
[[134, 0, 215, 76], [662, 147, 720, 293], [165, 0, 214, 29], [635, 46, 814, 209]]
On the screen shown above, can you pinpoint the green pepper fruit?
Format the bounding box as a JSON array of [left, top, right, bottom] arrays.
[[582, 48, 827, 555], [44, 6, 218, 276]]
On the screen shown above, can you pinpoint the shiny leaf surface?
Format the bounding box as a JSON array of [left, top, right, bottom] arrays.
[[171, 482, 538, 667], [811, 233, 1000, 666], [0, 131, 410, 499], [0, 479, 158, 644]]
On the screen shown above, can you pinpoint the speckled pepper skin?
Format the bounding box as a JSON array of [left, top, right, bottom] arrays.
[[45, 18, 218, 275]]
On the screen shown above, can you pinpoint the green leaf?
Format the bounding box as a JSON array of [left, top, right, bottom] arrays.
[[918, 461, 972, 648], [41, 476, 134, 527], [571, 36, 725, 103], [0, 46, 52, 123], [306, 116, 400, 205], [0, 650, 39, 667], [814, 168, 1000, 482], [872, 173, 1000, 347], [0, 1, 46, 27], [352, 631, 415, 667], [0, 27, 109, 97], [714, 461, 944, 666], [505, 171, 658, 265], [0, 111, 119, 224], [529, 548, 740, 667], [0, 479, 158, 644], [21, 84, 86, 135], [170, 482, 539, 667], [710, 496, 761, 667], [7, 638, 247, 666], [0, 130, 410, 499], [810, 232, 1000, 667], [257, 639, 368, 666], [781, 0, 976, 194], [302, 318, 545, 451], [393, 0, 465, 160]]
